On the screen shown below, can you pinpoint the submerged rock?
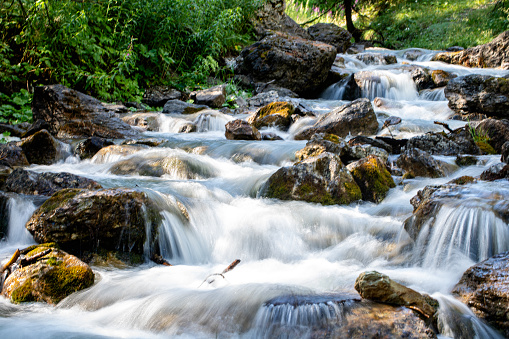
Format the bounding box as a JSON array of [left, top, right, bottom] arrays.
[[261, 152, 361, 205], [355, 53, 397, 65], [480, 163, 509, 181], [25, 188, 161, 256], [122, 113, 160, 131], [348, 155, 396, 203], [248, 101, 295, 130], [225, 120, 261, 141], [32, 84, 139, 139], [0, 143, 29, 168], [396, 148, 455, 178], [142, 87, 182, 107], [452, 251, 509, 337], [294, 98, 378, 140], [1, 244, 94, 305], [5, 168, 102, 196], [307, 23, 352, 53], [74, 137, 114, 160], [235, 32, 336, 97], [20, 129, 69, 165]]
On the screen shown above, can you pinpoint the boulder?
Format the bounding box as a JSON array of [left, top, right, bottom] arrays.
[[1, 244, 94, 305], [74, 137, 114, 160], [21, 119, 51, 138], [32, 84, 139, 139], [261, 152, 361, 205], [406, 129, 481, 156], [452, 251, 509, 337], [431, 70, 455, 87], [235, 32, 336, 97], [347, 155, 396, 203], [295, 133, 350, 162], [396, 148, 454, 178], [190, 85, 226, 108], [0, 123, 27, 138], [355, 53, 397, 65], [25, 188, 161, 256], [0, 143, 29, 168], [307, 23, 352, 53], [142, 87, 182, 107], [248, 101, 294, 130], [348, 135, 392, 154], [245, 91, 281, 109], [162, 99, 208, 115], [480, 163, 509, 181], [294, 98, 378, 140], [5, 168, 101, 196], [502, 141, 509, 163], [474, 118, 509, 153], [355, 271, 438, 321], [411, 67, 434, 91], [375, 136, 409, 155], [445, 74, 509, 119], [251, 0, 311, 40], [347, 145, 390, 164], [122, 113, 160, 131], [92, 144, 147, 163], [254, 82, 299, 98], [225, 120, 261, 141], [432, 30, 509, 68], [261, 132, 284, 141], [20, 129, 69, 165]]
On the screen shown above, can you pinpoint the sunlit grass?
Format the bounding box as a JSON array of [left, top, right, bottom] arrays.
[[285, 0, 346, 27]]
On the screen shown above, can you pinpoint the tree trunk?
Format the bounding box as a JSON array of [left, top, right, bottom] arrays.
[[344, 0, 361, 41]]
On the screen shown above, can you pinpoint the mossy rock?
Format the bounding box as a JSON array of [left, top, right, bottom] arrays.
[[249, 101, 295, 130], [448, 176, 476, 185], [349, 155, 396, 203], [2, 246, 94, 305]]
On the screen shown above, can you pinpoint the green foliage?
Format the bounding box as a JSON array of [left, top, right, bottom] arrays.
[[0, 0, 262, 102], [222, 79, 252, 109], [0, 89, 33, 124]]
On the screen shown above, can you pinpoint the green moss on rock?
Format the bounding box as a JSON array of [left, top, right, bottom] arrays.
[[350, 156, 396, 203], [11, 279, 36, 303]]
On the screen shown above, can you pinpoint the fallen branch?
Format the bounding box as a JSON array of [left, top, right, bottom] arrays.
[[150, 254, 171, 266], [199, 259, 241, 287], [0, 249, 20, 274], [20, 249, 51, 267], [434, 121, 453, 133]]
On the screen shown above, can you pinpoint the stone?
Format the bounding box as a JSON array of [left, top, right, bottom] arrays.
[[92, 144, 147, 163], [294, 98, 378, 140], [355, 53, 398, 65], [122, 113, 160, 131], [245, 91, 280, 109], [235, 32, 336, 97], [396, 148, 454, 178], [0, 191, 10, 240], [347, 145, 390, 164], [411, 67, 434, 91], [355, 271, 438, 320], [432, 31, 509, 68], [254, 83, 299, 98], [20, 129, 69, 165], [348, 135, 393, 154], [480, 163, 509, 181], [452, 251, 509, 337], [225, 120, 261, 141], [474, 118, 509, 153], [248, 101, 294, 130], [406, 129, 481, 156], [190, 85, 226, 108], [1, 244, 94, 305], [375, 136, 409, 155], [25, 188, 161, 256], [445, 74, 509, 119], [261, 152, 361, 205], [162, 99, 208, 115], [0, 143, 29, 168], [74, 137, 114, 160], [502, 141, 509, 163], [348, 155, 396, 203], [5, 168, 102, 196], [295, 133, 350, 162], [0, 123, 27, 138], [32, 84, 139, 139], [142, 87, 182, 107], [307, 23, 352, 53], [261, 132, 284, 141], [21, 119, 51, 138], [431, 70, 455, 87]]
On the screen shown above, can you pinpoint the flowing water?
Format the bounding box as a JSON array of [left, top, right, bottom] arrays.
[[1, 48, 509, 338]]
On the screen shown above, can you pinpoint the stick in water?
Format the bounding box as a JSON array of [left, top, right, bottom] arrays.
[[20, 249, 52, 267], [199, 259, 241, 287], [0, 249, 20, 274]]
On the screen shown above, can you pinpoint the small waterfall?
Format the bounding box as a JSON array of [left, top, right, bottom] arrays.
[[413, 204, 509, 269], [357, 70, 419, 101], [5, 196, 38, 245], [193, 111, 233, 132], [320, 75, 355, 100], [419, 87, 446, 101]]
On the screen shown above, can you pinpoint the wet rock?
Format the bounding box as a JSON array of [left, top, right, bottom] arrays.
[[294, 98, 378, 140], [245, 91, 280, 109], [452, 251, 509, 337], [5, 168, 101, 196], [121, 138, 164, 147], [348, 155, 396, 203], [122, 113, 160, 131], [261, 132, 284, 141], [295, 133, 349, 161], [261, 152, 361, 205], [92, 144, 147, 162], [502, 141, 509, 163], [480, 163, 509, 181], [355, 53, 397, 65], [177, 122, 197, 133], [0, 123, 27, 138], [349, 136, 392, 154], [455, 155, 479, 167], [248, 101, 294, 130], [445, 74, 509, 119], [142, 87, 182, 107], [251, 0, 311, 40], [446, 46, 464, 52], [432, 31, 509, 68], [190, 85, 226, 108], [355, 271, 438, 320], [0, 143, 29, 168], [307, 23, 352, 53], [254, 83, 299, 98], [20, 129, 69, 165], [347, 145, 390, 164], [74, 137, 114, 160], [474, 118, 509, 153], [411, 67, 434, 91], [396, 148, 454, 178], [0, 191, 10, 240], [375, 136, 408, 154], [431, 70, 455, 87], [162, 99, 208, 115], [32, 84, 139, 139], [235, 32, 336, 97], [448, 175, 476, 185], [406, 129, 480, 156], [225, 119, 261, 141], [1, 244, 94, 305], [21, 119, 51, 138], [404, 49, 426, 61], [25, 188, 161, 256]]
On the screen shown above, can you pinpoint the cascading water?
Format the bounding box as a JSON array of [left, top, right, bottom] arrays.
[[1, 45, 509, 339]]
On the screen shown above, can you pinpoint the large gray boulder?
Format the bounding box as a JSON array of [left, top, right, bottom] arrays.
[[225, 120, 261, 141], [235, 32, 336, 97], [20, 129, 69, 165], [32, 84, 139, 139], [294, 98, 378, 140], [406, 128, 481, 156], [445, 74, 509, 119], [307, 23, 352, 53]]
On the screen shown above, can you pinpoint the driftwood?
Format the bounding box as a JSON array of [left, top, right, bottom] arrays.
[[434, 121, 453, 133], [0, 249, 20, 274], [199, 259, 241, 287], [20, 249, 51, 267], [150, 254, 171, 266]]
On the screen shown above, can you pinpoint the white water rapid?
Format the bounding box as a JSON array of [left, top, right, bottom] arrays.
[[1, 47, 508, 338]]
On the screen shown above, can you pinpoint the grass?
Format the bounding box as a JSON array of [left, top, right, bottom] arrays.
[[286, 0, 346, 27]]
